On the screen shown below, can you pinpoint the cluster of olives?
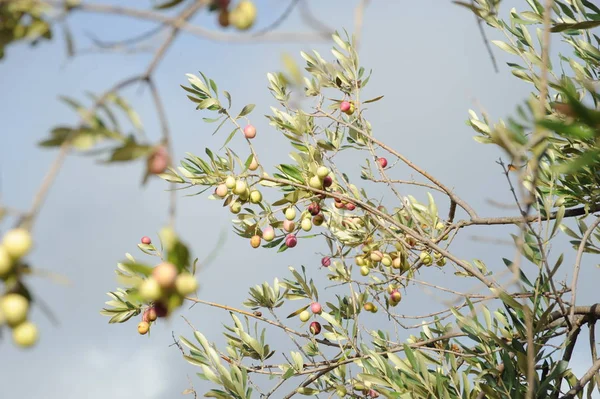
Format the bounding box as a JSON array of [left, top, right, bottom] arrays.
[[213, 157, 335, 250], [255, 167, 333, 250], [295, 302, 323, 336], [0, 228, 38, 348], [135, 243, 198, 335], [211, 0, 257, 31], [217, 175, 262, 212]]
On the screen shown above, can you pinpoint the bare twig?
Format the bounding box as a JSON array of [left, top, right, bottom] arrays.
[[470, 0, 498, 73], [44, 0, 330, 43], [317, 107, 479, 220], [85, 24, 166, 49], [146, 78, 177, 228], [560, 358, 600, 399], [185, 296, 342, 348], [569, 217, 600, 325]]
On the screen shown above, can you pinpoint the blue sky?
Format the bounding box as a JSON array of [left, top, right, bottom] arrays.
[[1, 0, 599, 397]]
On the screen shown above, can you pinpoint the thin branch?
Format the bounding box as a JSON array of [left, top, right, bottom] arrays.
[[85, 24, 166, 49], [548, 304, 600, 325], [560, 358, 600, 399], [147, 78, 177, 228], [256, 174, 495, 288], [471, 0, 498, 73], [462, 203, 600, 227], [185, 297, 342, 348], [143, 2, 203, 78], [369, 178, 445, 193], [569, 217, 600, 325], [44, 0, 330, 43], [317, 107, 479, 220]]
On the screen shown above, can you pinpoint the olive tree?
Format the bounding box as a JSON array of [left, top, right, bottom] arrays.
[[102, 1, 600, 398], [2, 0, 600, 398]]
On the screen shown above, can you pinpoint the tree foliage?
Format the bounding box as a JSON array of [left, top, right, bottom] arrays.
[[2, 0, 600, 398]]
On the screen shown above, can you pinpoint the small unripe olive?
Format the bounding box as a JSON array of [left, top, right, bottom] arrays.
[[0, 294, 29, 327], [225, 176, 236, 189], [316, 166, 329, 178], [283, 220, 295, 233], [13, 321, 38, 347], [152, 262, 178, 289], [360, 266, 370, 276], [249, 190, 262, 203], [381, 254, 392, 267], [215, 184, 228, 198], [419, 251, 433, 266], [250, 235, 261, 248], [370, 251, 383, 262], [230, 201, 242, 214], [353, 383, 366, 391], [284, 207, 296, 220], [175, 273, 198, 296], [299, 310, 311, 322], [336, 385, 347, 397], [230, 0, 257, 31], [138, 321, 150, 335], [233, 180, 248, 195], [308, 176, 322, 189], [139, 278, 163, 302], [0, 245, 14, 276], [248, 156, 259, 171], [301, 218, 312, 232], [2, 228, 33, 259], [262, 227, 275, 242]]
